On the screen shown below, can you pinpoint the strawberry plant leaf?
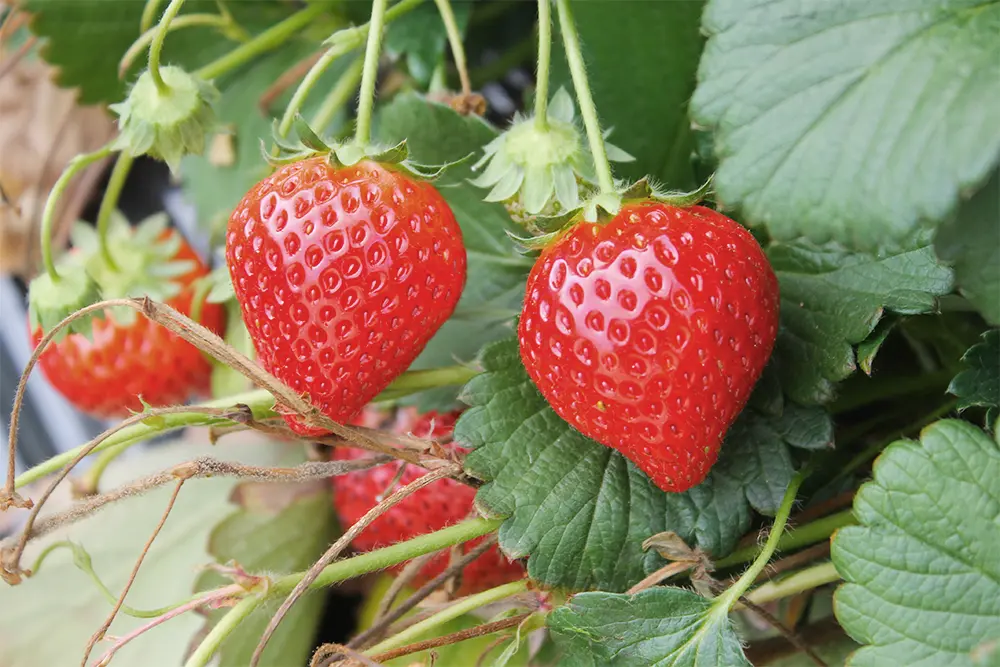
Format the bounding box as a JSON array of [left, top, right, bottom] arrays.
[[548, 589, 751, 666], [455, 337, 830, 589], [385, 1, 471, 86], [935, 168, 1000, 325], [856, 317, 898, 376], [550, 0, 705, 189], [195, 479, 335, 667], [832, 419, 1000, 667], [769, 241, 954, 404], [23, 0, 302, 105], [377, 95, 530, 406], [948, 330, 1000, 411], [692, 0, 1000, 251]]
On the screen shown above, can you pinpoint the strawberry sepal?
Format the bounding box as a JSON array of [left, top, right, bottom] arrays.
[[28, 266, 101, 342]]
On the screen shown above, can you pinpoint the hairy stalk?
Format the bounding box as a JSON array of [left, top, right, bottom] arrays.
[[195, 3, 327, 81], [311, 56, 364, 134], [555, 0, 614, 195], [433, 0, 470, 95], [534, 0, 551, 127], [184, 517, 502, 667], [370, 612, 540, 664], [140, 0, 166, 32], [714, 509, 855, 570], [364, 579, 530, 656], [743, 562, 841, 606], [249, 465, 461, 666], [148, 0, 188, 94], [120, 13, 244, 79], [94, 152, 134, 272], [354, 0, 389, 146]]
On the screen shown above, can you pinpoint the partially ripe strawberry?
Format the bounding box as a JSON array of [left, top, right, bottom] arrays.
[[33, 223, 224, 418], [332, 410, 524, 596], [227, 157, 466, 435], [518, 202, 779, 493]]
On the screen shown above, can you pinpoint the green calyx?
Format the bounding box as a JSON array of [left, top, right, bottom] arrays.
[[28, 267, 101, 342], [111, 66, 219, 172], [470, 88, 633, 227]]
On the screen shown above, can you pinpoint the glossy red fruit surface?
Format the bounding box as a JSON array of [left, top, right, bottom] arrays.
[[33, 232, 224, 418], [333, 410, 524, 596], [518, 202, 779, 493], [226, 157, 466, 435]]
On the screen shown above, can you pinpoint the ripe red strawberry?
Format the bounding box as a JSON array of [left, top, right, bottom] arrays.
[[518, 202, 779, 493], [333, 410, 524, 596], [226, 157, 466, 435], [33, 229, 225, 418]]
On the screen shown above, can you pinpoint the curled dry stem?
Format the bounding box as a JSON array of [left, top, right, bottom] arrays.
[[249, 464, 461, 667], [310, 643, 386, 667]]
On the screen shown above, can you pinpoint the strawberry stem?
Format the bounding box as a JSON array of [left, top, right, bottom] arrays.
[[38, 144, 115, 282], [140, 0, 166, 33], [94, 152, 134, 273], [555, 0, 615, 196], [148, 0, 188, 95], [311, 56, 365, 134], [120, 12, 245, 81], [534, 0, 552, 129], [433, 0, 471, 96], [355, 0, 390, 147]]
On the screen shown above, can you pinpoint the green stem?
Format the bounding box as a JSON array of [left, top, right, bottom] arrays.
[[354, 0, 389, 147], [94, 152, 135, 272], [375, 364, 479, 395], [433, 0, 471, 95], [121, 13, 239, 79], [555, 0, 614, 195], [365, 579, 530, 656], [534, 0, 551, 127], [184, 517, 502, 667], [830, 370, 952, 415], [744, 562, 841, 605], [38, 145, 114, 281], [714, 509, 856, 570], [148, 0, 188, 94], [715, 472, 806, 610], [140, 0, 166, 33], [311, 56, 365, 134], [194, 3, 327, 81]]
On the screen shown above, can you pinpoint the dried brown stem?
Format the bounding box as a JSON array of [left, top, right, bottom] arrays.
[[310, 643, 386, 667], [249, 464, 462, 667], [0, 33, 34, 81], [737, 595, 827, 667], [347, 534, 499, 650], [754, 542, 832, 585], [258, 48, 324, 113], [368, 613, 532, 664], [626, 561, 695, 594], [372, 551, 437, 620], [791, 491, 856, 525], [81, 479, 186, 667]]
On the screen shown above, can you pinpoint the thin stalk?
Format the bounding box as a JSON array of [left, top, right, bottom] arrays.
[[184, 517, 502, 667], [714, 509, 856, 570], [555, 0, 613, 194], [433, 0, 471, 95], [38, 145, 114, 281], [140, 0, 166, 33], [94, 152, 135, 272], [120, 13, 238, 79], [195, 3, 327, 81], [148, 0, 188, 94], [744, 562, 841, 606], [354, 0, 389, 146], [364, 579, 530, 656], [534, 0, 551, 127], [310, 56, 364, 134]]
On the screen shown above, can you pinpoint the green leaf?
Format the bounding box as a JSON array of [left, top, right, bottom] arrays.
[[769, 241, 954, 404], [550, 0, 705, 190], [455, 337, 831, 590], [24, 0, 303, 105], [832, 419, 1000, 667], [0, 436, 299, 667], [549, 589, 750, 666], [856, 317, 898, 376], [692, 0, 1000, 251], [385, 1, 471, 86], [948, 330, 1000, 411], [936, 168, 1000, 325], [376, 95, 531, 407], [195, 479, 335, 667]]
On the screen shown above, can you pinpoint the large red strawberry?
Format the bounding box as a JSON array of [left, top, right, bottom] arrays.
[[518, 202, 779, 493], [226, 157, 466, 435], [33, 220, 225, 418], [333, 410, 524, 596]]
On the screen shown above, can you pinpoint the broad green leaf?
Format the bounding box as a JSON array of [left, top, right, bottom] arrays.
[[769, 241, 954, 404], [24, 0, 306, 105], [692, 0, 1000, 251], [832, 420, 1000, 667], [376, 95, 531, 406], [0, 436, 302, 667], [549, 589, 750, 666], [195, 480, 335, 667], [550, 0, 705, 189], [385, 1, 471, 86], [455, 337, 830, 591], [948, 330, 1000, 411], [936, 168, 1000, 325]]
